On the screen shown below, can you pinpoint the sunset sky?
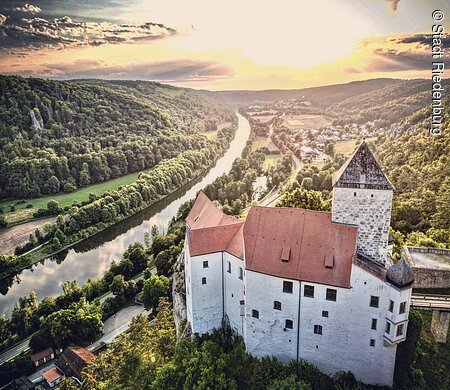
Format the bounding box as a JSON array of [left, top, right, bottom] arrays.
[[0, 0, 449, 90]]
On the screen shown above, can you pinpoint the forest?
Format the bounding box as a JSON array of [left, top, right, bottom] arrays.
[[0, 76, 233, 199]]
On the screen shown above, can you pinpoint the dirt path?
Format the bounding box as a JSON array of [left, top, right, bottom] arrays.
[[0, 217, 56, 256]]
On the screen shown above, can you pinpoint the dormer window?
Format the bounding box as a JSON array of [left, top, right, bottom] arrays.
[[281, 246, 291, 263], [324, 255, 334, 269]]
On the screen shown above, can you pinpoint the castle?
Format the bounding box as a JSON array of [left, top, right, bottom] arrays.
[[183, 142, 414, 387]]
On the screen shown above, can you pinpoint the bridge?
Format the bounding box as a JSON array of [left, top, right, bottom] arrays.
[[410, 294, 450, 343]]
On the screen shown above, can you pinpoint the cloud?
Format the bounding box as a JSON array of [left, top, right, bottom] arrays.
[[12, 3, 41, 14], [0, 14, 176, 54], [15, 59, 233, 83], [345, 33, 450, 74], [383, 0, 400, 12]]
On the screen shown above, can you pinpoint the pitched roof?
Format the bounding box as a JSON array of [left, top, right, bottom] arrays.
[[30, 347, 54, 363], [57, 346, 94, 379], [42, 367, 63, 383], [243, 206, 357, 288], [332, 141, 393, 190], [187, 192, 244, 259]]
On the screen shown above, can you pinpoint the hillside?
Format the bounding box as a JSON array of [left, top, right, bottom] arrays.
[[196, 78, 401, 107], [378, 97, 450, 234], [0, 76, 233, 200], [329, 79, 450, 126]]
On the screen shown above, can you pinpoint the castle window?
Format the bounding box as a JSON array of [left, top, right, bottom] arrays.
[[227, 261, 231, 273], [322, 311, 329, 318], [370, 339, 375, 347], [371, 318, 377, 330], [326, 288, 337, 302], [285, 319, 293, 329], [304, 285, 314, 298], [274, 301, 281, 310], [252, 310, 259, 319], [389, 300, 394, 312], [203, 261, 209, 268], [385, 321, 391, 334], [396, 324, 404, 337], [370, 296, 379, 308], [314, 325, 323, 335], [371, 194, 374, 198], [399, 302, 406, 314], [238, 267, 243, 280], [202, 277, 207, 285], [283, 281, 293, 294], [353, 192, 357, 197]]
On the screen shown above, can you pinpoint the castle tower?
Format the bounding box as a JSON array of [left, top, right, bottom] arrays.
[[331, 142, 394, 265]]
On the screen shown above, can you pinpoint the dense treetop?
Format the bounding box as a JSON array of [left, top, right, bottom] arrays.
[[0, 76, 233, 199]]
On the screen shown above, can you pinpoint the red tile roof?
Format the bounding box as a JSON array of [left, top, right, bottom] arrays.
[[42, 367, 63, 383], [30, 347, 54, 363], [187, 192, 244, 258], [186, 194, 357, 287], [243, 206, 357, 288]]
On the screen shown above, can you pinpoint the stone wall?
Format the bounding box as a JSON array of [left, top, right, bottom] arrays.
[[332, 187, 393, 264], [411, 268, 450, 289]]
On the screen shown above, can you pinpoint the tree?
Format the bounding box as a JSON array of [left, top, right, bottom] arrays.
[[276, 188, 329, 211], [47, 200, 61, 215], [0, 215, 6, 229], [44, 176, 60, 194], [142, 274, 170, 311], [110, 275, 127, 296]]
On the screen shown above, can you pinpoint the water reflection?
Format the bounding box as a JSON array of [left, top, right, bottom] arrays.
[[0, 114, 250, 317]]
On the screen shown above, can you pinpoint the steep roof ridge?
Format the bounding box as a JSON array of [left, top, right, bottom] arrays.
[[332, 141, 394, 190], [246, 207, 263, 268]]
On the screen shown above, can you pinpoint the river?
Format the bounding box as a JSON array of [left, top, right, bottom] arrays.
[[0, 113, 251, 317]]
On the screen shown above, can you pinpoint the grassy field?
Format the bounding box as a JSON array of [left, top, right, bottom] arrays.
[[204, 130, 218, 140], [263, 154, 281, 169], [334, 137, 377, 156], [0, 169, 152, 225]]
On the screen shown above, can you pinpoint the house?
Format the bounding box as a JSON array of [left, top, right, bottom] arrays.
[[42, 367, 64, 388], [183, 142, 414, 387], [30, 348, 54, 368], [56, 346, 94, 380]]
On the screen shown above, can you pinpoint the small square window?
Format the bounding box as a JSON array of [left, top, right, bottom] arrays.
[[203, 261, 209, 268], [389, 300, 394, 312], [397, 324, 404, 337], [314, 325, 323, 335], [283, 281, 293, 294], [385, 321, 391, 334], [370, 339, 375, 347], [370, 296, 379, 308], [252, 309, 259, 319], [399, 302, 406, 314], [322, 310, 329, 318], [304, 285, 314, 298], [354, 192, 357, 197], [274, 301, 281, 310], [285, 319, 293, 329], [326, 288, 337, 302], [239, 267, 243, 280], [227, 261, 231, 273], [371, 318, 377, 330], [202, 277, 207, 285]]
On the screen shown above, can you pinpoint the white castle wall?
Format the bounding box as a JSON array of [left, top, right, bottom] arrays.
[[332, 187, 393, 264], [223, 252, 245, 334], [244, 271, 300, 362]]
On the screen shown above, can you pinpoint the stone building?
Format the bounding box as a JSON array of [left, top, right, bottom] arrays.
[[184, 142, 414, 387]]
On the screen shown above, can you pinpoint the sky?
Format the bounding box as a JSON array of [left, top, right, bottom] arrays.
[[0, 0, 449, 90]]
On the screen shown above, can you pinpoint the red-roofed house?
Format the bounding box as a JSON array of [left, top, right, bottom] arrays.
[[183, 143, 413, 387], [30, 347, 54, 367], [42, 367, 64, 388]]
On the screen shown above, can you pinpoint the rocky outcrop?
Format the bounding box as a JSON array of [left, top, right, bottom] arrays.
[[172, 253, 191, 340]]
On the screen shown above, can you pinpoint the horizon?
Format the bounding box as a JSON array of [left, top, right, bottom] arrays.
[[1, 0, 449, 90]]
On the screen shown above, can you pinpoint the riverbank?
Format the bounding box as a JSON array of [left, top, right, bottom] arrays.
[[0, 145, 232, 282], [0, 113, 250, 318]]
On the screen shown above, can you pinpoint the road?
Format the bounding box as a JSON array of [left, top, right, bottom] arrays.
[[87, 305, 151, 351], [0, 338, 31, 365], [0, 270, 153, 365]]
